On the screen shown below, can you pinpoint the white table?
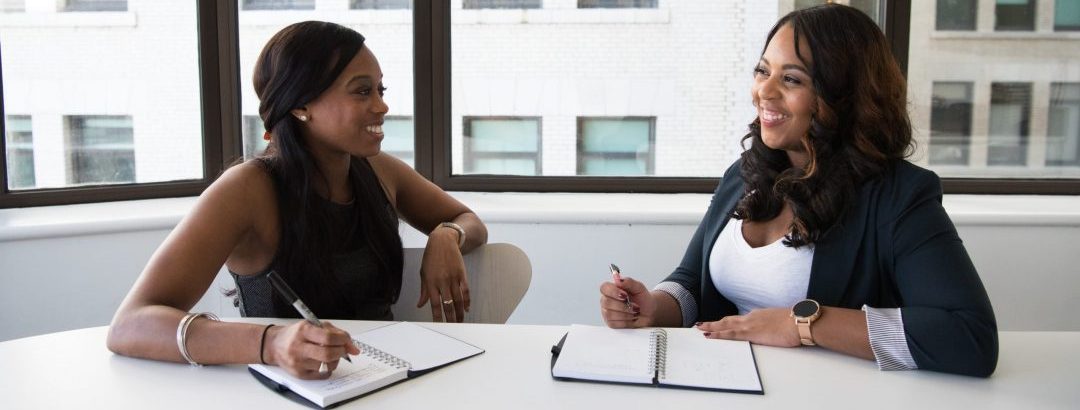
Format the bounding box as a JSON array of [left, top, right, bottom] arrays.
[[1, 320, 1076, 409]]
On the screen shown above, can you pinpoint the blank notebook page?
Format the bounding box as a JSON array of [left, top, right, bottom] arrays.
[[551, 324, 655, 384], [660, 328, 762, 391]]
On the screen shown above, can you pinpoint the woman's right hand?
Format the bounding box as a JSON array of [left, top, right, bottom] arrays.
[[264, 321, 360, 380], [599, 276, 655, 328]]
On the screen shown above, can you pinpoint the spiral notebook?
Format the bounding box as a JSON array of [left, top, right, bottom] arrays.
[[249, 322, 484, 408], [550, 324, 763, 394]]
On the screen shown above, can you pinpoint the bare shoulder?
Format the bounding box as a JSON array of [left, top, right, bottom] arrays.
[[196, 161, 277, 222], [367, 153, 418, 206]]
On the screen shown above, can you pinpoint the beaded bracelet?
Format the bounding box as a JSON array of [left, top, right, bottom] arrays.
[[176, 312, 219, 367]]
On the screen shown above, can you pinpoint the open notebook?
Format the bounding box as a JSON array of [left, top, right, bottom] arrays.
[[250, 322, 484, 408], [550, 324, 763, 394]]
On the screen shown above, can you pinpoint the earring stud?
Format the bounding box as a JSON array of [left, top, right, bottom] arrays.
[[299, 115, 308, 122]]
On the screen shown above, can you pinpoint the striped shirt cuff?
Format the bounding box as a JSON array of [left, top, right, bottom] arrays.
[[653, 282, 697, 327], [863, 305, 918, 371]]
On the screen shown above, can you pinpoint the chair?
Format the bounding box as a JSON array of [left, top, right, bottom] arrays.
[[392, 243, 532, 324]]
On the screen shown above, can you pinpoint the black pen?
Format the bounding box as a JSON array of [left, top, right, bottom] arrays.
[[266, 271, 353, 368]]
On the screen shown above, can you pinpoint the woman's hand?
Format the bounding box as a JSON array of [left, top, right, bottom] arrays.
[[265, 321, 360, 380], [416, 228, 469, 322], [696, 308, 801, 347], [599, 276, 655, 328]]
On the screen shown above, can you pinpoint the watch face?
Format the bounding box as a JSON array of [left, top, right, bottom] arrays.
[[793, 300, 819, 318]]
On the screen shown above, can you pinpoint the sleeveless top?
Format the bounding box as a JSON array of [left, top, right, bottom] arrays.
[[229, 160, 399, 321]]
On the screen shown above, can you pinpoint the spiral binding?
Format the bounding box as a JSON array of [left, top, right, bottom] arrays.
[[354, 339, 411, 370], [648, 329, 668, 380]]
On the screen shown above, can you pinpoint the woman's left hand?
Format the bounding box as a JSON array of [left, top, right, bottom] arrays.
[[696, 308, 801, 347], [416, 228, 469, 323]]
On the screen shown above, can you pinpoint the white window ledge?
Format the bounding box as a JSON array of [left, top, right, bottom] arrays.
[[2, 192, 1079, 242]]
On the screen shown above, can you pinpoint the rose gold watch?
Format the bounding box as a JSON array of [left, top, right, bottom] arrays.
[[791, 299, 822, 346]]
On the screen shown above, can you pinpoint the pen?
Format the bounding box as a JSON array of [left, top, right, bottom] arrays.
[[266, 271, 353, 372], [608, 264, 634, 312]]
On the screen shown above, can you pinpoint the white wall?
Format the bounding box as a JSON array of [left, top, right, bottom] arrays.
[[1, 193, 1079, 342]]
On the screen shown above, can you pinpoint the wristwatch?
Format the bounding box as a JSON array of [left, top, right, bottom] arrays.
[[791, 299, 822, 346]]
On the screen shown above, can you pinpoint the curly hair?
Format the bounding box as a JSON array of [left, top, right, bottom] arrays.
[[733, 4, 914, 248]]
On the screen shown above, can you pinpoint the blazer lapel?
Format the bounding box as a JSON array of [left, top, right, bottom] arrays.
[[699, 175, 744, 321], [807, 188, 870, 307]]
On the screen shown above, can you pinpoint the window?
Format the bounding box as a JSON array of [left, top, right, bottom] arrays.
[[930, 82, 974, 166], [462, 0, 542, 9], [794, 0, 882, 25], [63, 0, 126, 12], [1, 2, 206, 206], [1, 0, 24, 13], [577, 117, 654, 176], [995, 0, 1036, 31], [65, 116, 135, 185], [4, 115, 34, 189], [462, 117, 541, 176], [241, 0, 314, 11], [1047, 83, 1080, 167], [937, 0, 977, 30], [382, 116, 415, 167], [577, 0, 658, 8], [242, 116, 268, 160], [988, 83, 1032, 166], [1056, 0, 1080, 31], [351, 0, 411, 9]]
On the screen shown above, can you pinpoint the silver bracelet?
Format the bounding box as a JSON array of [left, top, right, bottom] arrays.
[[176, 312, 219, 367]]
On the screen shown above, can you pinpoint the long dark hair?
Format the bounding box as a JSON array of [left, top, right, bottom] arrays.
[[251, 21, 403, 315], [733, 4, 913, 247]]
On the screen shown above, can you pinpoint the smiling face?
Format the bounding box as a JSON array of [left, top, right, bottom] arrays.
[[751, 24, 818, 167], [295, 46, 389, 159]]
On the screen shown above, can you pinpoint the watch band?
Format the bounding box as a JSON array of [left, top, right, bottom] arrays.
[[438, 222, 466, 249], [791, 299, 821, 346]]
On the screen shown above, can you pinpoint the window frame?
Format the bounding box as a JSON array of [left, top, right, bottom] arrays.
[[1, 0, 1078, 209]]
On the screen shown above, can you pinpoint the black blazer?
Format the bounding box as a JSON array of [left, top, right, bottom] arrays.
[[663, 159, 998, 377]]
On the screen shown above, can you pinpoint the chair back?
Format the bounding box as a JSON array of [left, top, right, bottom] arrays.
[[392, 243, 531, 324]]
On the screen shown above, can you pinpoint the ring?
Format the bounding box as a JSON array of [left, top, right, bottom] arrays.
[[443, 299, 454, 305]]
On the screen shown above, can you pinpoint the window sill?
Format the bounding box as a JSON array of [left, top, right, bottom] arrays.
[[930, 31, 1080, 40], [0, 11, 137, 28], [2, 192, 1080, 243]]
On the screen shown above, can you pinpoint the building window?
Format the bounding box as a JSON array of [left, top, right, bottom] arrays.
[[1056, 0, 1080, 31], [988, 83, 1032, 166], [5, 116, 35, 189], [381, 116, 415, 168], [63, 0, 126, 12], [794, 0, 882, 25], [462, 117, 541, 176], [929, 82, 974, 166], [462, 0, 542, 9], [577, 117, 654, 176], [242, 116, 269, 160], [1047, 83, 1080, 167], [65, 116, 135, 185], [995, 0, 1036, 31], [577, 0, 658, 8], [351, 0, 410, 9], [241, 0, 314, 11], [936, 0, 978, 30], [1, 0, 25, 13]]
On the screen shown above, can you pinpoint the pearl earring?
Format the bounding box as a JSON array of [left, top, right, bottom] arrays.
[[299, 115, 308, 122]]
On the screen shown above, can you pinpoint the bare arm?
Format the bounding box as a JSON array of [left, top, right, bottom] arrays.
[[369, 153, 488, 322], [106, 164, 358, 377]]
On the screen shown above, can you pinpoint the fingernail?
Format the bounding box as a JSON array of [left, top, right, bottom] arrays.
[[703, 332, 712, 337], [694, 322, 702, 326]]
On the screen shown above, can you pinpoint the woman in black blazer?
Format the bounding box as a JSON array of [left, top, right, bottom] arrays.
[[599, 4, 997, 377]]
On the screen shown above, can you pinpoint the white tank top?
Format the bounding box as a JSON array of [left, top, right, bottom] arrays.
[[709, 218, 814, 315]]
